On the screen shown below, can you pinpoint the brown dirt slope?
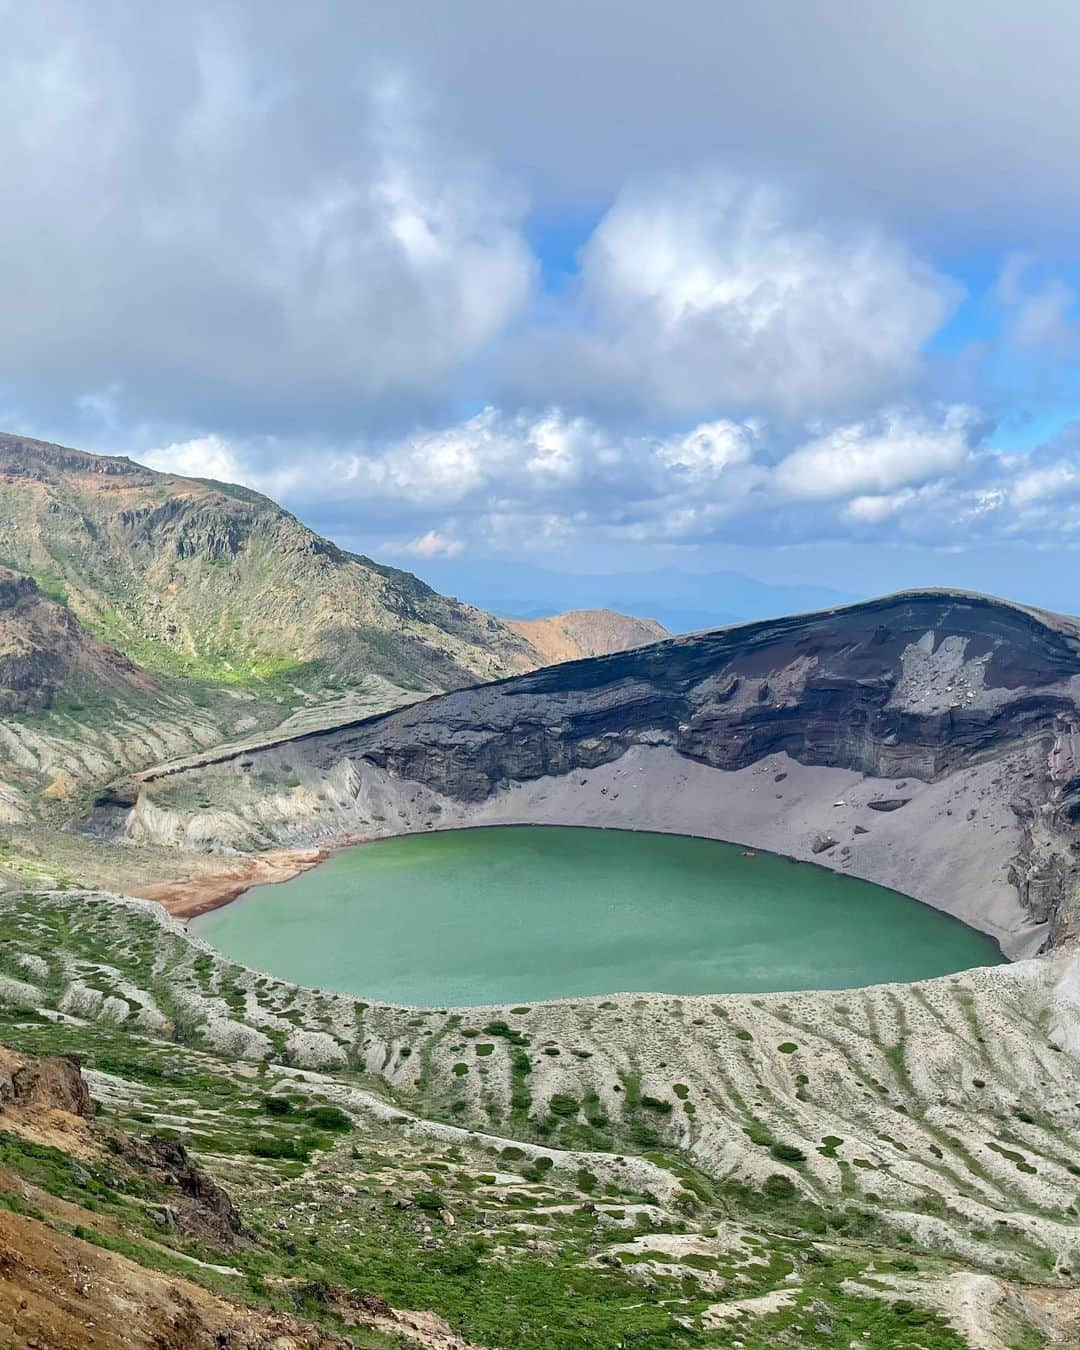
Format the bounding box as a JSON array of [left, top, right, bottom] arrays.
[[0, 1186, 483, 1350], [0, 1046, 485, 1350], [0, 1205, 350, 1349], [506, 608, 667, 666]]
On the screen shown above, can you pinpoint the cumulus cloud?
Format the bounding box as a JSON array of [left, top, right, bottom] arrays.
[[774, 407, 980, 501], [10, 1, 1080, 590], [843, 490, 922, 524], [1009, 458, 1080, 506], [655, 420, 759, 479], [390, 529, 465, 558], [508, 175, 959, 419], [355, 3, 1080, 239], [0, 6, 534, 434], [145, 400, 1080, 560], [144, 435, 249, 483]]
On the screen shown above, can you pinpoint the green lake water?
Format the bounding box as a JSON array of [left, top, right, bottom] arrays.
[[193, 825, 1004, 1006]]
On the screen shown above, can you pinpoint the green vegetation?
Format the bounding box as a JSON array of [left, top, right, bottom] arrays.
[[0, 889, 1070, 1347]]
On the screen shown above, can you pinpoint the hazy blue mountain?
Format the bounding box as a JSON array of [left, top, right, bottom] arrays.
[[418, 559, 855, 634]]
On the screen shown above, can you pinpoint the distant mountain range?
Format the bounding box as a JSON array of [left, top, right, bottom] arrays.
[[417, 558, 854, 634]]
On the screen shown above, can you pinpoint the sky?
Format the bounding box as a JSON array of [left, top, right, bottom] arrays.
[[6, 1, 1080, 612]]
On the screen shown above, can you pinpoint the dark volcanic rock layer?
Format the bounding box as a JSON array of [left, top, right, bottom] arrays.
[[333, 590, 1080, 799], [104, 590, 1080, 952]]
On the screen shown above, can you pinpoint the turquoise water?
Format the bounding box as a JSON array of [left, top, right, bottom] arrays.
[[194, 825, 1004, 1006]]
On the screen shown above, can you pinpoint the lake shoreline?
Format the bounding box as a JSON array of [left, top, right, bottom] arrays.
[[189, 824, 1007, 1006], [133, 842, 346, 919], [122, 742, 1047, 961], [156, 809, 1016, 970]]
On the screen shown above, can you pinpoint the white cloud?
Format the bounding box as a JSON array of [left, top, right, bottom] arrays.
[[136, 401, 1080, 562], [655, 420, 759, 478], [514, 174, 960, 418], [843, 490, 920, 523], [391, 528, 464, 558], [0, 14, 534, 432], [143, 435, 247, 483], [774, 407, 978, 501], [1010, 460, 1080, 505]]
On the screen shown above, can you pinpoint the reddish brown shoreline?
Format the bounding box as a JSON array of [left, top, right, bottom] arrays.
[[133, 840, 358, 920]]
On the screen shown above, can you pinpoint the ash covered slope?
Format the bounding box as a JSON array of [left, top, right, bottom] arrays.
[[128, 590, 1080, 954], [344, 589, 1080, 793], [0, 431, 535, 692]]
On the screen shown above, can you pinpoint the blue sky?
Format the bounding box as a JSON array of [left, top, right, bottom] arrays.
[[6, 2, 1080, 615]]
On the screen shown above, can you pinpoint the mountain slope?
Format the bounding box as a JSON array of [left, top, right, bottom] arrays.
[[0, 432, 535, 692], [505, 608, 667, 665], [0, 564, 150, 717], [0, 563, 306, 826]]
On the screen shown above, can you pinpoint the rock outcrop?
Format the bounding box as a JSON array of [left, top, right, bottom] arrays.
[[333, 590, 1080, 799], [0, 1046, 92, 1119], [110, 1132, 245, 1248]]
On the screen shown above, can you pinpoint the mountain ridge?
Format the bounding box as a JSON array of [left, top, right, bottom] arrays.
[[0, 430, 537, 693]]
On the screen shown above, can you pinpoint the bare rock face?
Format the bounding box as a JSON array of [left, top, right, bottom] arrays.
[[111, 1132, 245, 1249], [0, 1044, 242, 1249], [300, 591, 1078, 792], [231, 590, 1080, 944], [0, 1046, 92, 1119]]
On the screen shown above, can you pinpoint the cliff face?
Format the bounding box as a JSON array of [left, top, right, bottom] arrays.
[[302, 590, 1080, 797], [111, 590, 1080, 953]]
